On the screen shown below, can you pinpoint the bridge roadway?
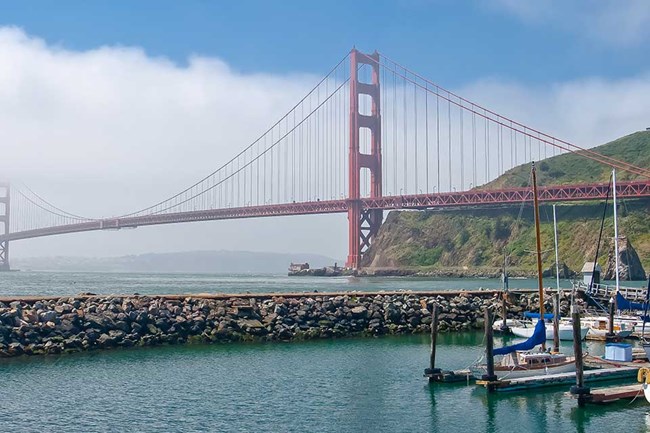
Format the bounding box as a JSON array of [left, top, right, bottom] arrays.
[[2, 180, 649, 242]]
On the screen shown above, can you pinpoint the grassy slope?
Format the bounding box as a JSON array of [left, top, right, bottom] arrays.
[[484, 131, 650, 188], [363, 131, 650, 273]]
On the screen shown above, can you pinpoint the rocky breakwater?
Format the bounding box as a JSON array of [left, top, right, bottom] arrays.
[[0, 291, 569, 357]]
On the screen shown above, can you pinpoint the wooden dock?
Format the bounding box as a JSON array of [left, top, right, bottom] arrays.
[[475, 367, 638, 392], [584, 355, 650, 369], [570, 383, 645, 404], [578, 282, 647, 305]]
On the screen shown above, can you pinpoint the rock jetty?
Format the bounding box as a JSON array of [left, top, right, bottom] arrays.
[[0, 291, 578, 358]]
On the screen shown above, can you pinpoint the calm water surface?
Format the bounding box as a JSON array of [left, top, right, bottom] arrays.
[[1, 333, 648, 432], [1, 272, 648, 432], [0, 270, 641, 297]]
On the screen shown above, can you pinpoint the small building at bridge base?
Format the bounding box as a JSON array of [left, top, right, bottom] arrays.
[[581, 262, 602, 287]]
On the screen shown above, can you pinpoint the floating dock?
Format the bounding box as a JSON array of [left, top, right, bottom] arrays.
[[475, 367, 638, 392], [424, 368, 474, 383], [568, 383, 644, 404], [584, 355, 650, 369]]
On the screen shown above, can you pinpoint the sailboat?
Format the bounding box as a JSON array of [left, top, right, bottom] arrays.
[[509, 204, 589, 341], [509, 315, 588, 341], [475, 163, 577, 379], [492, 252, 514, 334], [640, 278, 650, 359], [582, 169, 641, 340]]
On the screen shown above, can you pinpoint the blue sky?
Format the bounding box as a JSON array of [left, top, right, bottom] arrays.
[[3, 0, 649, 86], [2, 1, 649, 259]]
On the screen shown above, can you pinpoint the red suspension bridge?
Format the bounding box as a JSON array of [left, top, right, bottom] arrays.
[[1, 49, 649, 271]]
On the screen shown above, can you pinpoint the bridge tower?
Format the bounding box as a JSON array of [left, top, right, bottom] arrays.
[[346, 49, 382, 269], [0, 182, 9, 271]]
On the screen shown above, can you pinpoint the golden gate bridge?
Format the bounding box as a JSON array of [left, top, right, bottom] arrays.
[[1, 49, 649, 271]]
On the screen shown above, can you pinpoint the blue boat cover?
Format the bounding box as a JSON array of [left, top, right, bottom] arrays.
[[523, 312, 555, 320], [616, 291, 645, 311], [494, 319, 546, 356]]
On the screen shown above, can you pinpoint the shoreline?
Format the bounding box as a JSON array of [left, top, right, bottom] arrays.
[[0, 289, 570, 358], [290, 267, 578, 279]]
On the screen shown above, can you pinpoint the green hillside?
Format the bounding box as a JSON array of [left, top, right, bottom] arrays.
[[362, 131, 650, 277], [484, 130, 650, 188]]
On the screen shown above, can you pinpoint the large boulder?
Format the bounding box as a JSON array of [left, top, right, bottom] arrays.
[[603, 237, 646, 280]]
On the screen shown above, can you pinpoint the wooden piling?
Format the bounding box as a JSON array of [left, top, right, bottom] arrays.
[[501, 293, 509, 332], [424, 302, 476, 383], [484, 308, 497, 392], [570, 305, 590, 406], [429, 304, 440, 378], [606, 297, 616, 342], [552, 294, 560, 353]]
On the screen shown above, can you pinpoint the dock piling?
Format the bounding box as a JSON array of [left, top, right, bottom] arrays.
[[427, 304, 441, 381], [605, 297, 616, 342], [501, 293, 509, 332], [569, 305, 591, 406], [552, 293, 560, 353], [483, 308, 497, 392]]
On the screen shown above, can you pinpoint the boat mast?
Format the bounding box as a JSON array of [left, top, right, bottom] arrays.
[[532, 163, 546, 350], [552, 204, 560, 293], [612, 169, 620, 293], [552, 204, 561, 353]]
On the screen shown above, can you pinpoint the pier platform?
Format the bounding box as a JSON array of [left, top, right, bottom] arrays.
[[568, 383, 645, 404], [584, 355, 650, 369], [475, 367, 638, 392]]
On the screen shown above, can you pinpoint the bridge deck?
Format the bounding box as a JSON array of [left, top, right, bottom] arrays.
[[3, 180, 649, 242]]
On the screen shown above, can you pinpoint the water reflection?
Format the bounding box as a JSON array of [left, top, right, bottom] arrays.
[[570, 407, 588, 433]]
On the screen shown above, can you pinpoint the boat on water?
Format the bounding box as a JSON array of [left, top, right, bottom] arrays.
[[574, 169, 648, 341], [638, 276, 650, 359], [508, 205, 589, 342], [509, 318, 588, 341], [488, 350, 576, 380], [476, 163, 576, 380], [476, 319, 577, 380], [582, 315, 637, 340]]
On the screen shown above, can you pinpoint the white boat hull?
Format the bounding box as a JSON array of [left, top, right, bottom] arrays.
[[495, 360, 576, 380], [582, 316, 638, 340], [645, 383, 650, 404], [510, 323, 588, 341], [475, 358, 576, 380], [643, 344, 650, 361], [586, 327, 634, 340]]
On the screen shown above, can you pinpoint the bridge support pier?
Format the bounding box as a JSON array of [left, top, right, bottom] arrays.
[[346, 49, 382, 269], [0, 182, 9, 271]]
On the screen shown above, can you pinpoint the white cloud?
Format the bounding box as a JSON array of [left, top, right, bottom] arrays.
[[487, 0, 650, 46], [459, 74, 650, 150], [0, 27, 350, 260], [0, 27, 314, 215]]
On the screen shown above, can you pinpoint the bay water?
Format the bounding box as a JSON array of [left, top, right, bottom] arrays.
[[1, 271, 648, 432]]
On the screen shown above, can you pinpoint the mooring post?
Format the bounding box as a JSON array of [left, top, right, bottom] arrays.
[[606, 296, 616, 342], [501, 293, 509, 332], [570, 305, 590, 406], [552, 293, 560, 353], [483, 308, 497, 392], [429, 304, 441, 379]]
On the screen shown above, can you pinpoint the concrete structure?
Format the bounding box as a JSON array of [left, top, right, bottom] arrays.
[[581, 262, 602, 286]]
